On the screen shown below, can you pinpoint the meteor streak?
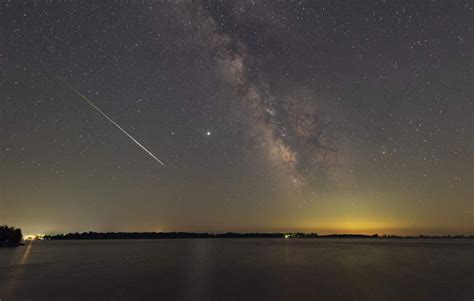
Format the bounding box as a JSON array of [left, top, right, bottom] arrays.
[[64, 81, 166, 167]]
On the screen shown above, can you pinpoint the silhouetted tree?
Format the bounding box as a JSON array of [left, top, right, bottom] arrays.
[[0, 225, 23, 245]]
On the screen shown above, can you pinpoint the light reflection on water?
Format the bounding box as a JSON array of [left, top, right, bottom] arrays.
[[0, 239, 473, 300], [19, 241, 33, 265], [3, 241, 35, 298]]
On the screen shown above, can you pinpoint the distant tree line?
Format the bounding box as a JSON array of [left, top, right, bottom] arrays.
[[43, 232, 290, 240], [42, 232, 474, 240], [0, 225, 23, 246]]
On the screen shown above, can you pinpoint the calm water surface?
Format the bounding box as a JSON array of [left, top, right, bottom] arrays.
[[1, 239, 473, 300]]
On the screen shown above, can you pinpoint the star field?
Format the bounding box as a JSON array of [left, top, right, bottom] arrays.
[[1, 1, 472, 235]]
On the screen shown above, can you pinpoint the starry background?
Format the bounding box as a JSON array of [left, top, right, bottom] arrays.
[[1, 1, 472, 235]]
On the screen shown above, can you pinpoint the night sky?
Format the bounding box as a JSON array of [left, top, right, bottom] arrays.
[[1, 1, 472, 235]]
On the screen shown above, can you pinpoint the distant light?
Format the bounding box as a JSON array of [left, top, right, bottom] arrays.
[[284, 234, 290, 239], [24, 234, 45, 241], [206, 131, 211, 136]]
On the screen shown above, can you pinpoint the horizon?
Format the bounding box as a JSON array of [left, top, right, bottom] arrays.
[[20, 226, 474, 238]]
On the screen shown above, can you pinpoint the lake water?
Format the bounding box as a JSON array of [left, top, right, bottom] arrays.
[[1, 239, 473, 300]]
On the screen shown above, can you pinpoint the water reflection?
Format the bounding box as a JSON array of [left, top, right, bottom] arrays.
[[3, 241, 34, 298], [0, 239, 473, 300], [19, 241, 33, 265], [183, 240, 212, 300]]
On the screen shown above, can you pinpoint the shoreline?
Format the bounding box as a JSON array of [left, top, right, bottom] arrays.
[[41, 232, 474, 241]]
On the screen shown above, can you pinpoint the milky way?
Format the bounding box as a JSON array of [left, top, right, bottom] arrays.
[[184, 2, 348, 188]]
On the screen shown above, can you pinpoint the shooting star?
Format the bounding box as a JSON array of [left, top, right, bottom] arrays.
[[64, 81, 166, 167]]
